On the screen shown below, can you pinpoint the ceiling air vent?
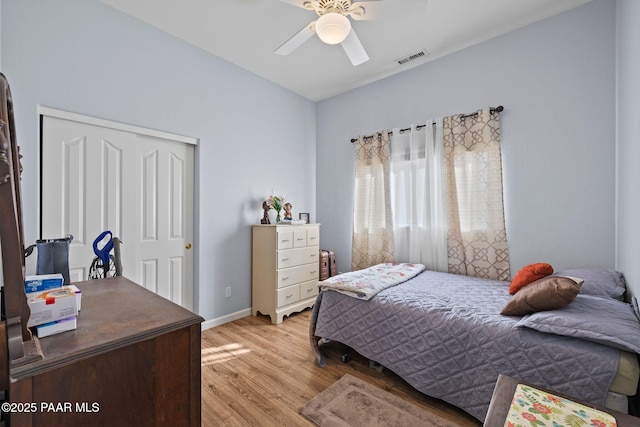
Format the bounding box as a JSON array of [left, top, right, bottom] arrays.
[[396, 49, 429, 65]]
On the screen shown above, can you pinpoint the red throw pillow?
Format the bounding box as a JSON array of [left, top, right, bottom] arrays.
[[509, 263, 553, 295]]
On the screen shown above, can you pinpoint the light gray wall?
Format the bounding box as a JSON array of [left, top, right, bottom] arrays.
[[615, 0, 640, 299], [1, 0, 317, 322], [317, 0, 616, 276], [1, 0, 627, 321]]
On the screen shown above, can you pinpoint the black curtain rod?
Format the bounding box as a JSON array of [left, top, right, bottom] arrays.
[[350, 105, 504, 143]]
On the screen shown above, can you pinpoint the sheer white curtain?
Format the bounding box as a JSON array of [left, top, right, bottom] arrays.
[[390, 120, 448, 271]]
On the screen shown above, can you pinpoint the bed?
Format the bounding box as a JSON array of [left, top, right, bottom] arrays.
[[309, 265, 640, 422]]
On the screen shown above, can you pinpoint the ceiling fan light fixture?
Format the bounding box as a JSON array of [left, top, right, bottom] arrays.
[[315, 12, 351, 45]]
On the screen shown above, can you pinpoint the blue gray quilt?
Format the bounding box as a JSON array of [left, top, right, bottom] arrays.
[[310, 270, 620, 421]]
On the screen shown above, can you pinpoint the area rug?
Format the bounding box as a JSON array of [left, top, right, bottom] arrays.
[[300, 374, 461, 427]]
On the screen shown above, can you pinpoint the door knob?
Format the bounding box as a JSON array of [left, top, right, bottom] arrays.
[[185, 243, 192, 249]]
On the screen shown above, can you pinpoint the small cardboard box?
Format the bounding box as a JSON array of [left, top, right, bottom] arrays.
[[64, 285, 82, 311], [25, 274, 64, 294], [34, 317, 77, 338], [27, 288, 78, 327]]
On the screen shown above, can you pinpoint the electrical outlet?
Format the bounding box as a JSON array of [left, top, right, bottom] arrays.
[[225, 287, 231, 298]]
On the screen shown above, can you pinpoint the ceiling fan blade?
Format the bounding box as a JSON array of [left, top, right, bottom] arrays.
[[278, 0, 314, 10], [275, 21, 316, 56], [341, 29, 369, 66], [349, 0, 428, 21]]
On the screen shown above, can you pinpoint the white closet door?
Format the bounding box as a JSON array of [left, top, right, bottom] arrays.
[[41, 115, 194, 310], [136, 134, 194, 310], [41, 116, 137, 283]]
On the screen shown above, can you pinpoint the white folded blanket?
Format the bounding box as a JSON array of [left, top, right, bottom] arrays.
[[318, 263, 425, 300]]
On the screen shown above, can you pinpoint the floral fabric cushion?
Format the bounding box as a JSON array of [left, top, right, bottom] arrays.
[[506, 384, 616, 427]]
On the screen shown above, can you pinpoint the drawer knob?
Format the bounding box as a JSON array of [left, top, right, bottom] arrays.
[[281, 239, 289, 243], [286, 294, 293, 299], [281, 276, 289, 281], [281, 258, 289, 262], [310, 270, 316, 274]]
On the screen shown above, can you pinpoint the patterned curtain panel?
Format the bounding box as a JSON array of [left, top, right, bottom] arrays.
[[443, 108, 510, 281], [352, 131, 396, 270]]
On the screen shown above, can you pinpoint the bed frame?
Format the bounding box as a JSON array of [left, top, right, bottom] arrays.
[[309, 270, 639, 421]]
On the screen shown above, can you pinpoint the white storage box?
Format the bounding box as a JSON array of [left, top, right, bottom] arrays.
[[25, 273, 64, 293], [65, 285, 82, 311], [34, 317, 77, 338], [27, 288, 78, 327]]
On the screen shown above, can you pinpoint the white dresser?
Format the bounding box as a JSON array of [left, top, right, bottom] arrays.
[[252, 224, 320, 324]]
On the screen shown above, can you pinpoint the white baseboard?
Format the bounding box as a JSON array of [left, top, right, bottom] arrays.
[[201, 308, 252, 330]]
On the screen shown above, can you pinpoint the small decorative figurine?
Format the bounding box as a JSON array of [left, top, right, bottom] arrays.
[[261, 200, 271, 224], [284, 202, 293, 221]]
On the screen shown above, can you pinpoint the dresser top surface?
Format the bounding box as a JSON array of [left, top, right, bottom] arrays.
[[12, 276, 203, 380]]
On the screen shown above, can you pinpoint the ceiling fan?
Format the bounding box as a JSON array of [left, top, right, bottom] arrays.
[[275, 0, 427, 66]]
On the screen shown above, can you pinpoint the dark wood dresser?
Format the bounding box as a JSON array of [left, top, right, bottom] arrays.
[[8, 277, 203, 427]]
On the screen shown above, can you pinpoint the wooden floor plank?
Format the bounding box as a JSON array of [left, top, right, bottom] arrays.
[[201, 310, 482, 427]]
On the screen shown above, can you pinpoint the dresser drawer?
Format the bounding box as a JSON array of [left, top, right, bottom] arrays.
[[277, 263, 319, 288], [277, 229, 293, 250], [277, 285, 300, 307], [299, 279, 319, 300], [294, 226, 319, 248], [293, 229, 307, 248], [307, 227, 319, 246], [277, 246, 320, 269]]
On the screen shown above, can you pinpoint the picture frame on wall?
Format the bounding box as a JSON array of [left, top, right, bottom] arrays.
[[299, 212, 310, 224]]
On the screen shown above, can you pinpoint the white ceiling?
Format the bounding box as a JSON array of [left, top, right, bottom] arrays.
[[101, 0, 591, 102]]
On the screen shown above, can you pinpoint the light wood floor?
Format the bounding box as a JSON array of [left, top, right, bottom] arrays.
[[201, 309, 482, 426]]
